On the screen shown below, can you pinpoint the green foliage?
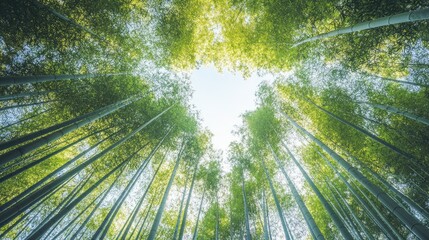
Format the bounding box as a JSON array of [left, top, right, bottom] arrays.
[[245, 106, 281, 150], [1, 0, 429, 239]]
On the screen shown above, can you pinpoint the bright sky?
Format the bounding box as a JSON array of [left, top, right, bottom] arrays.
[[189, 65, 273, 154]]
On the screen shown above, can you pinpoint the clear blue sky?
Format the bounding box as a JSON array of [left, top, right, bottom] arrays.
[[189, 65, 273, 153]]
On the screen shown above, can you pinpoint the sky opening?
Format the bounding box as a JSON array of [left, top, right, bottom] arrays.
[[189, 65, 274, 154]]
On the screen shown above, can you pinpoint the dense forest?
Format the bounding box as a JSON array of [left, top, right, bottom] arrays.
[[0, 0, 429, 239]]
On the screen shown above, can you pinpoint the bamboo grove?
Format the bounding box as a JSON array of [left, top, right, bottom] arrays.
[[1, 0, 429, 239]]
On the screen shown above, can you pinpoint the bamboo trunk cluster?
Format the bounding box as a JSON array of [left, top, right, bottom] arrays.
[[282, 111, 429, 239]]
